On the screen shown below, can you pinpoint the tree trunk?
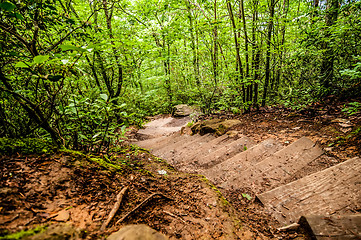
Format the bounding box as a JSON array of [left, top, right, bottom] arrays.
[[262, 0, 275, 106], [185, 0, 200, 87], [212, 0, 218, 85], [239, 0, 251, 104], [319, 0, 339, 93], [226, 0, 245, 104]]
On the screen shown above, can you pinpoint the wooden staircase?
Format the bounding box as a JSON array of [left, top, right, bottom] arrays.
[[135, 117, 361, 238]]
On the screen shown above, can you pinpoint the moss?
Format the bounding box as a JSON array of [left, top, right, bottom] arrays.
[[0, 225, 47, 239], [60, 149, 135, 173], [199, 175, 230, 207], [89, 157, 123, 171], [0, 138, 57, 155]]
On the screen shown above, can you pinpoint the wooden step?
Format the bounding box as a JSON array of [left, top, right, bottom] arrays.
[[153, 134, 196, 157], [220, 137, 323, 193], [173, 134, 236, 170], [158, 134, 215, 161], [136, 132, 180, 150], [168, 134, 228, 164], [202, 138, 283, 185], [257, 157, 361, 225], [299, 214, 361, 240], [182, 136, 256, 173]]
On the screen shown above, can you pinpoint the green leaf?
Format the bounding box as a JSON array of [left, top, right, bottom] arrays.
[[59, 44, 87, 52], [47, 75, 63, 82], [15, 61, 29, 68], [241, 193, 252, 200], [100, 93, 108, 101], [15, 13, 24, 20], [0, 2, 16, 11], [33, 55, 49, 64]]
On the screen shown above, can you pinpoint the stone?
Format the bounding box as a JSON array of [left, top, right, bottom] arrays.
[[191, 119, 241, 136], [226, 130, 239, 138], [173, 104, 194, 117], [54, 210, 70, 222], [24, 223, 80, 240], [107, 224, 168, 240]]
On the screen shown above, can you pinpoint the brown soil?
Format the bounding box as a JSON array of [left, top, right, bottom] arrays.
[[0, 148, 244, 239], [1, 99, 360, 239]]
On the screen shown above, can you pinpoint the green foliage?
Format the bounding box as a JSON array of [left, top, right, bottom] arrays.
[[0, 138, 56, 155], [0, 225, 47, 239], [1, 0, 360, 152], [342, 102, 361, 116]]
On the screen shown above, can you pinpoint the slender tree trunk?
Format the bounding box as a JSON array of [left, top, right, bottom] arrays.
[[226, 0, 245, 104], [320, 0, 339, 93], [239, 0, 251, 103], [262, 0, 275, 106], [185, 0, 200, 87], [274, 0, 289, 91], [102, 0, 124, 98], [251, 0, 260, 108], [212, 0, 218, 85]]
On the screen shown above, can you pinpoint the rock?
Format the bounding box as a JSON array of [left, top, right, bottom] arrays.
[[24, 223, 80, 240], [107, 224, 168, 240], [54, 210, 70, 222], [173, 104, 194, 117], [191, 119, 241, 136], [226, 130, 239, 138]]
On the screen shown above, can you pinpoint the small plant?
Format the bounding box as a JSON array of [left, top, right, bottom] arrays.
[[342, 102, 361, 116], [241, 193, 252, 201], [186, 121, 194, 127]]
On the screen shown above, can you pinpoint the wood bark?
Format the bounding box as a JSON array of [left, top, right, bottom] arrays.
[[320, 0, 339, 92], [262, 0, 275, 106], [226, 0, 245, 104]]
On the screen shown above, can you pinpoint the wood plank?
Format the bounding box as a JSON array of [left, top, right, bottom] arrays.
[[195, 136, 256, 169], [174, 135, 236, 171], [257, 157, 361, 225], [202, 138, 283, 185], [299, 215, 361, 240], [136, 133, 180, 150], [221, 137, 323, 193], [159, 134, 215, 161]]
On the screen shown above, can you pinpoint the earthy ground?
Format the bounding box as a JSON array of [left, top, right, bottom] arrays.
[[0, 98, 360, 239]]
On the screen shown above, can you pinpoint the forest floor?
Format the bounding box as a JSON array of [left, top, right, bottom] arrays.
[[0, 98, 360, 239]]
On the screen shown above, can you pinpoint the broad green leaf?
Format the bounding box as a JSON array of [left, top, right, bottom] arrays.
[[0, 2, 16, 11], [15, 61, 29, 68], [33, 55, 49, 64], [100, 93, 108, 101], [15, 13, 24, 20]]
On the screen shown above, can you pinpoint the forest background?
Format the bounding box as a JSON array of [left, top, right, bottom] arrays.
[[0, 0, 360, 152]]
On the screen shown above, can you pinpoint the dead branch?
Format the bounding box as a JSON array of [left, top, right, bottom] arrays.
[[277, 222, 300, 231], [163, 210, 186, 223], [115, 192, 173, 225], [100, 186, 129, 231]]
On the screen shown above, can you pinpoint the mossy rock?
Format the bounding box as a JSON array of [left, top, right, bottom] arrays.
[[191, 119, 241, 136]]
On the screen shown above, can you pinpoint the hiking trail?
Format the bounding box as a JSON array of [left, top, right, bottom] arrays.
[[134, 116, 361, 239]]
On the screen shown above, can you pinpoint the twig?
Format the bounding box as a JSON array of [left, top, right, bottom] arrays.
[[163, 210, 186, 223], [277, 222, 300, 232], [115, 192, 173, 225], [1, 214, 19, 225], [100, 186, 129, 231]]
